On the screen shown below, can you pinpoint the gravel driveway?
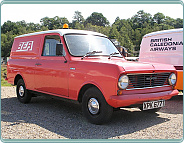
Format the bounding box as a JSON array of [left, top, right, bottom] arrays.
[[1, 86, 183, 140]]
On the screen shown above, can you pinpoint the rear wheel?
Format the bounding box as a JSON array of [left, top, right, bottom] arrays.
[[82, 87, 113, 124], [16, 79, 32, 103]]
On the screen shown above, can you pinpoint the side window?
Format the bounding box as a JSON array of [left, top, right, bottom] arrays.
[[42, 35, 65, 56]]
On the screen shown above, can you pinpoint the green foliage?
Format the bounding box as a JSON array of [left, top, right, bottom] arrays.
[[1, 32, 15, 57], [73, 11, 85, 24], [2, 20, 19, 34], [1, 65, 12, 86], [40, 16, 69, 30], [109, 25, 120, 39], [131, 10, 153, 29], [153, 12, 165, 24], [85, 12, 109, 27], [174, 18, 183, 28], [1, 10, 183, 57]]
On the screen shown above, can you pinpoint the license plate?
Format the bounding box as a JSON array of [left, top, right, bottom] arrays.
[[143, 100, 165, 110]]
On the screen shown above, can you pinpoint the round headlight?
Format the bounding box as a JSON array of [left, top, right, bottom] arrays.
[[168, 73, 176, 85], [118, 75, 129, 90]]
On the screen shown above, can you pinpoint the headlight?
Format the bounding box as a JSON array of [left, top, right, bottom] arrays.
[[168, 73, 176, 85], [118, 75, 129, 90]]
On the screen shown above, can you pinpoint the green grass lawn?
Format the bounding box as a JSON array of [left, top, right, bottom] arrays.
[[1, 65, 12, 86]]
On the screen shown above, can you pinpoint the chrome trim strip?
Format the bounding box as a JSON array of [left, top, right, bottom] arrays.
[[126, 85, 170, 90], [127, 72, 170, 75]]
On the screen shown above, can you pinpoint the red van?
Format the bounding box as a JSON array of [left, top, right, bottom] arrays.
[[7, 28, 179, 124]]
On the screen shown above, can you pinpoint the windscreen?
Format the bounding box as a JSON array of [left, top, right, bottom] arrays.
[[64, 34, 122, 57]]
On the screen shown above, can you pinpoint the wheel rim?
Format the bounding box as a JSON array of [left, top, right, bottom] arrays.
[[19, 85, 24, 97], [88, 98, 100, 115]]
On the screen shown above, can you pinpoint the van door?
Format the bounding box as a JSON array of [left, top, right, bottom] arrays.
[[34, 34, 68, 96]]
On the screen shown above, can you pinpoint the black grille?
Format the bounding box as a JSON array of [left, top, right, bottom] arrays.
[[127, 73, 170, 89]]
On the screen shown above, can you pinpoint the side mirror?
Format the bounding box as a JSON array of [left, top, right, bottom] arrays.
[[56, 43, 63, 56]]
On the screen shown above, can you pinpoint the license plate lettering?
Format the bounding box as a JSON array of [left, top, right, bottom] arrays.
[[143, 100, 165, 110], [153, 101, 158, 108]]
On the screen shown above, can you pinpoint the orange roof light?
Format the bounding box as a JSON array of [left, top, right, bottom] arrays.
[[63, 24, 69, 29]]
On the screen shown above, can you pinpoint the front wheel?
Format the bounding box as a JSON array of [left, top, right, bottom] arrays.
[[16, 79, 32, 103], [82, 87, 113, 125]]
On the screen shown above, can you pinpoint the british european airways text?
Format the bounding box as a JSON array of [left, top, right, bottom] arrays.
[[16, 41, 34, 52]]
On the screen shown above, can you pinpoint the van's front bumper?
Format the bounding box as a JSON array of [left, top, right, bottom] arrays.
[[109, 88, 179, 108]]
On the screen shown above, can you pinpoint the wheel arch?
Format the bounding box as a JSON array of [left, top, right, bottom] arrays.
[[14, 74, 24, 85], [78, 83, 103, 103]]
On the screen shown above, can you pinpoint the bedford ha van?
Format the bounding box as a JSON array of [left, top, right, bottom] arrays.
[[139, 28, 183, 92], [7, 27, 179, 124]]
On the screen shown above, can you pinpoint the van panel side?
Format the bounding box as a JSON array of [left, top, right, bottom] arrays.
[[10, 35, 42, 57], [139, 30, 183, 66], [34, 33, 69, 97], [7, 35, 44, 90]]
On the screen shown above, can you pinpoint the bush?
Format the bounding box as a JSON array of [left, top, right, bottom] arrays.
[[1, 65, 12, 86]]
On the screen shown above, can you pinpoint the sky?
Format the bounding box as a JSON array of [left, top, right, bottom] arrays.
[[1, 4, 183, 25]]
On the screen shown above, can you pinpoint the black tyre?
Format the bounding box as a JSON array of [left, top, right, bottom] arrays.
[[16, 79, 32, 103], [82, 87, 113, 125], [139, 106, 161, 113]]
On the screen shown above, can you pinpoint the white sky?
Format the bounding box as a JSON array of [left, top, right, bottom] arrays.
[[1, 4, 183, 25]]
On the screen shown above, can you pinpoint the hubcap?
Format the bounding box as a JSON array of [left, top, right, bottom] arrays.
[[19, 86, 24, 97], [88, 98, 100, 115]]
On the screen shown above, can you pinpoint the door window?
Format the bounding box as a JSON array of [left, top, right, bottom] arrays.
[[42, 35, 65, 56]]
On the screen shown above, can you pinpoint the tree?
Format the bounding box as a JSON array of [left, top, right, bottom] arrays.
[[113, 18, 134, 41], [85, 12, 109, 27], [153, 12, 165, 24], [71, 11, 85, 29], [133, 28, 142, 51], [164, 16, 175, 27], [40, 16, 69, 30], [174, 18, 183, 28], [131, 10, 152, 29], [1, 21, 18, 34], [119, 27, 134, 56], [16, 20, 27, 27], [1, 11, 183, 58], [1, 32, 15, 57], [73, 11, 85, 24], [109, 25, 120, 39], [70, 20, 85, 29], [1, 34, 8, 57], [40, 16, 53, 29], [26, 22, 41, 32]]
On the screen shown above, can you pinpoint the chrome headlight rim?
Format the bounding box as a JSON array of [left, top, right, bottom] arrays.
[[168, 73, 176, 86], [118, 75, 129, 90]]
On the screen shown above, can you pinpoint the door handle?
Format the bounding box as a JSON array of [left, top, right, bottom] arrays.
[[35, 63, 42, 66]]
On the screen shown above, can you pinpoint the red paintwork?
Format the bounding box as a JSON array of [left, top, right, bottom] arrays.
[[7, 31, 179, 108]]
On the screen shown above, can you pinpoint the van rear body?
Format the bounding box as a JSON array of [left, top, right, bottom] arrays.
[[139, 28, 183, 91]]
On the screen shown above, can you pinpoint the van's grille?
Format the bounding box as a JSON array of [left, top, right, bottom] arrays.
[[127, 73, 170, 90]]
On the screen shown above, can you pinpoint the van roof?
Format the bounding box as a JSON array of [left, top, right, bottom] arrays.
[[143, 28, 183, 38], [15, 29, 107, 38]]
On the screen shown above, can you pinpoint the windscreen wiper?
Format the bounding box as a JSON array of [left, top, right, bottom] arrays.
[[81, 51, 102, 60], [108, 52, 119, 59]]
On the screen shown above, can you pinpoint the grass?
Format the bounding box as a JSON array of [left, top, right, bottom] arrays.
[[1, 65, 12, 86]]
